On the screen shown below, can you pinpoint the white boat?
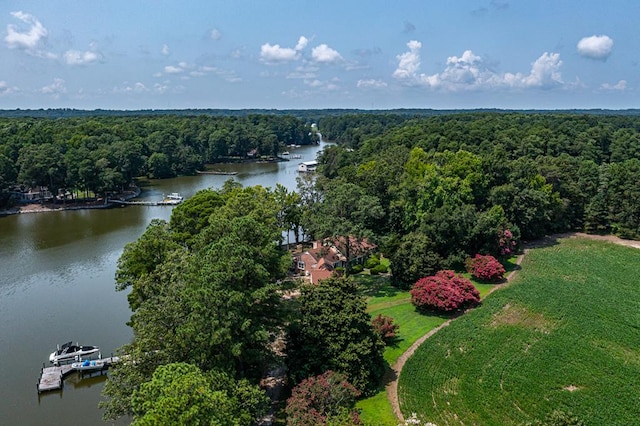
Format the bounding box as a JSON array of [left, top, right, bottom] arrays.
[[49, 341, 100, 364], [71, 358, 106, 372], [161, 192, 184, 205]]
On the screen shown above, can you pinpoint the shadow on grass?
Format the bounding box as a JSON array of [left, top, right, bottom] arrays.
[[356, 275, 403, 298]]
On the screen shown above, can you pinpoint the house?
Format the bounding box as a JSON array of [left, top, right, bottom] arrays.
[[293, 237, 377, 284], [10, 186, 53, 203], [297, 160, 318, 173]]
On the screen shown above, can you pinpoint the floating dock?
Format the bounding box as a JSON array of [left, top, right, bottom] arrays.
[[37, 356, 120, 393]]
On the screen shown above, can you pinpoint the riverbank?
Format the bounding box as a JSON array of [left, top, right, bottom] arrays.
[[0, 200, 113, 216], [0, 187, 141, 217]]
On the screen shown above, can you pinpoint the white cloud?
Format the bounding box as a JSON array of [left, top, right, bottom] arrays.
[[311, 44, 343, 63], [64, 43, 102, 65], [5, 11, 56, 59], [210, 28, 222, 41], [0, 81, 18, 95], [577, 35, 613, 60], [164, 65, 185, 74], [162, 44, 170, 55], [5, 11, 48, 50], [41, 78, 66, 98], [357, 79, 388, 89], [521, 52, 563, 88], [260, 43, 299, 62], [393, 40, 564, 91], [260, 36, 309, 63], [601, 80, 627, 91], [295, 36, 308, 51], [392, 40, 422, 80]]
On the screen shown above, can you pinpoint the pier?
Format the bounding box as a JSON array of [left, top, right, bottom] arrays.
[[37, 356, 120, 393]]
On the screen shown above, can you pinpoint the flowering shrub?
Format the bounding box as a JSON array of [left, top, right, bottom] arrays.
[[499, 228, 518, 256], [371, 314, 400, 346], [285, 370, 361, 426], [410, 270, 480, 313], [465, 254, 506, 282]]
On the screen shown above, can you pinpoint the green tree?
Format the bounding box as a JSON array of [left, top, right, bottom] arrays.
[[286, 277, 386, 394], [130, 362, 268, 426], [304, 180, 384, 273]]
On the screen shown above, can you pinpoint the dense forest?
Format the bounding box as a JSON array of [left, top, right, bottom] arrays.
[[4, 110, 640, 423], [0, 114, 314, 205]]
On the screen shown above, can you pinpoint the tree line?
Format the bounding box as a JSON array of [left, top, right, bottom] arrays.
[[0, 114, 314, 205], [313, 113, 640, 276]]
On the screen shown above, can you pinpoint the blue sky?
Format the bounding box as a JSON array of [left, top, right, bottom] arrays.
[[0, 0, 637, 110]]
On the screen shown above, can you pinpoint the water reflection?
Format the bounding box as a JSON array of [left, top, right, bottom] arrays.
[[0, 141, 328, 424]]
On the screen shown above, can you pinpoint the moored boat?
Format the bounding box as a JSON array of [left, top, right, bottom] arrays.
[[161, 192, 184, 205], [49, 341, 100, 364], [71, 358, 106, 372]]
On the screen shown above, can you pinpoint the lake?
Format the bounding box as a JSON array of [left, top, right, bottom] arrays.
[[0, 142, 326, 425]]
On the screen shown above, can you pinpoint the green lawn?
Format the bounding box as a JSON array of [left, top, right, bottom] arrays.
[[355, 256, 519, 425], [398, 238, 640, 425]]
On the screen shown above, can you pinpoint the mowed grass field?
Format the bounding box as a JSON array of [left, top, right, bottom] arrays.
[[356, 257, 518, 425], [398, 237, 640, 425]]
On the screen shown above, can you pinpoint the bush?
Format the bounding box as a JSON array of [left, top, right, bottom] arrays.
[[364, 256, 380, 269], [410, 270, 480, 313], [370, 264, 388, 275], [285, 370, 361, 426], [371, 314, 400, 346], [350, 264, 364, 274], [465, 254, 506, 282]]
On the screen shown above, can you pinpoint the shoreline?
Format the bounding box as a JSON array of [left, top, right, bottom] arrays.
[[0, 200, 114, 217]]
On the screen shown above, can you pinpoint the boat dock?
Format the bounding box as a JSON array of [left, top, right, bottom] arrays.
[[37, 356, 120, 393], [109, 199, 180, 206]]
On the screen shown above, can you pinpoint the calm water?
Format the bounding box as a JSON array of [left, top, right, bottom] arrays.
[[0, 143, 326, 425]]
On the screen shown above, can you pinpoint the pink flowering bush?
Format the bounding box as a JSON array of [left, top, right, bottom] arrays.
[[466, 254, 506, 282], [371, 314, 400, 346], [410, 270, 480, 313], [498, 228, 518, 256], [285, 370, 361, 426]]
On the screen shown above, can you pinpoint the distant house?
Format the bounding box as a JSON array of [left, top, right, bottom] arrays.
[[293, 237, 377, 284], [297, 160, 318, 173], [10, 186, 53, 203]]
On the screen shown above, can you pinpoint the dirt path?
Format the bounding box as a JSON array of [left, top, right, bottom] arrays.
[[386, 232, 640, 423]]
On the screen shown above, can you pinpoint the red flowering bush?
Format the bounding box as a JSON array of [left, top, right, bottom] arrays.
[[371, 314, 400, 346], [285, 370, 361, 426], [410, 270, 480, 313], [499, 228, 518, 256], [466, 254, 506, 282]]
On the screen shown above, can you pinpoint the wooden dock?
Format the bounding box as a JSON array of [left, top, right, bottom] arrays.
[[37, 356, 120, 393], [109, 199, 181, 206]]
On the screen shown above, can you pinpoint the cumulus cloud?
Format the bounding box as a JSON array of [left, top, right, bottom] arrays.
[[357, 79, 388, 89], [393, 40, 564, 91], [311, 44, 343, 63], [601, 80, 627, 91], [5, 11, 48, 50], [64, 42, 102, 65], [577, 35, 613, 60], [295, 36, 308, 51], [260, 36, 310, 63], [5, 11, 56, 58], [260, 43, 299, 62], [392, 40, 422, 80], [41, 78, 66, 98]]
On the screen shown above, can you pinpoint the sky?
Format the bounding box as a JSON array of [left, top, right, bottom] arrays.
[[0, 0, 638, 110]]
